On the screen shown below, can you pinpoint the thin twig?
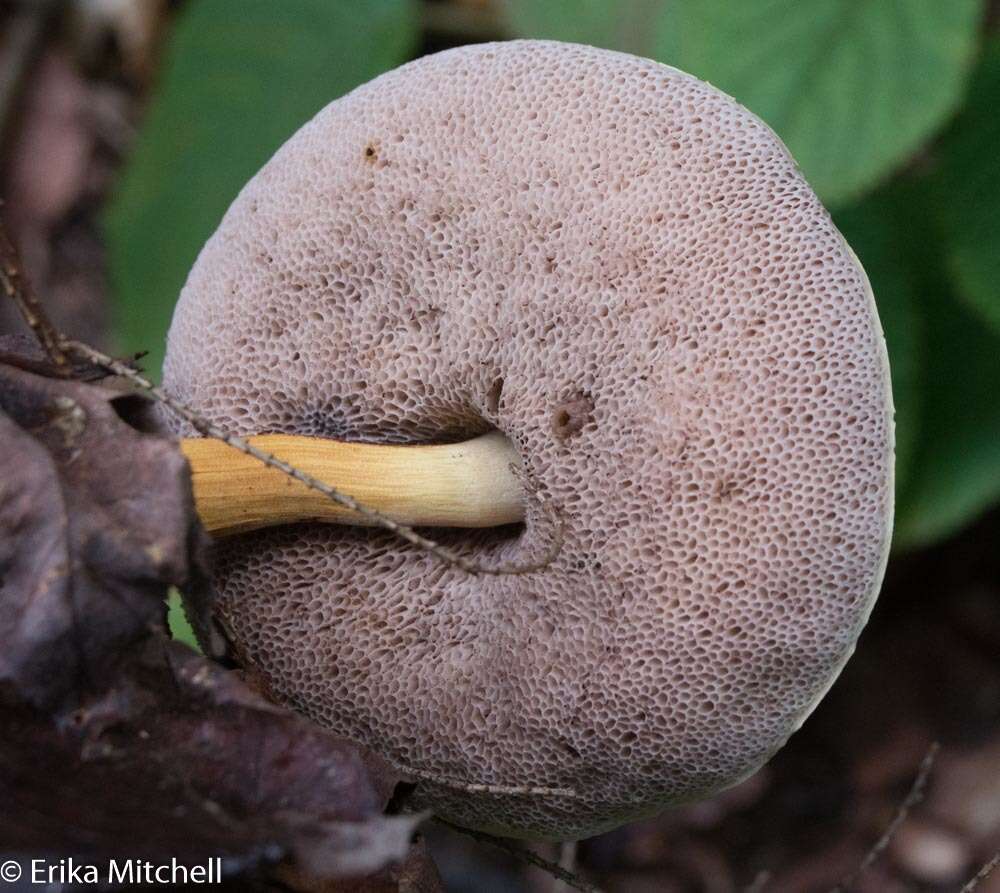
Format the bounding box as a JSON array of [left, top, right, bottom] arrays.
[[434, 818, 604, 893], [61, 338, 553, 577], [0, 211, 69, 371], [0, 218, 560, 575], [830, 741, 940, 893], [961, 852, 1000, 893]]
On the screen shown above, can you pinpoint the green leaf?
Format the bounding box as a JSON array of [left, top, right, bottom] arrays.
[[833, 177, 1000, 549], [166, 588, 200, 652], [506, 0, 985, 205], [833, 196, 923, 500], [871, 180, 1000, 549], [106, 0, 418, 378], [894, 279, 1000, 547], [933, 39, 1000, 335]]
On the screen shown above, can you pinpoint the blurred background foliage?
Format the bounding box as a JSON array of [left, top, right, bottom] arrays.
[[107, 0, 1000, 552]]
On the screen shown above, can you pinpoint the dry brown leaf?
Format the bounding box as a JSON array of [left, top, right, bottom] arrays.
[[0, 344, 436, 890]]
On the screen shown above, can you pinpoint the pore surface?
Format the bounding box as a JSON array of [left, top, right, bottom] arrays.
[[163, 41, 893, 839]]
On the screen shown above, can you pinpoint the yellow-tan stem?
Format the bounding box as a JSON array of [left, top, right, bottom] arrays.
[[180, 431, 524, 537]]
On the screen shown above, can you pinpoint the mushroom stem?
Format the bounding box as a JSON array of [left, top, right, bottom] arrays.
[[180, 430, 525, 537]]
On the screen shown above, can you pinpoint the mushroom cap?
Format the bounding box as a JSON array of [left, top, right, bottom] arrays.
[[163, 40, 894, 840]]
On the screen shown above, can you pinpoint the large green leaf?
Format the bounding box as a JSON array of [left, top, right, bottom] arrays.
[[506, 0, 984, 206], [828, 174, 1000, 550], [878, 181, 1000, 549], [833, 176, 1000, 549], [933, 40, 1000, 336], [106, 0, 418, 377], [894, 280, 1000, 547], [833, 197, 923, 501]]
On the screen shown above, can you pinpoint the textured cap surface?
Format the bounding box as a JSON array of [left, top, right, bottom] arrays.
[[163, 40, 894, 839]]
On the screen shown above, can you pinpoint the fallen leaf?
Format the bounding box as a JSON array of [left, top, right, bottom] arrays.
[[0, 344, 436, 890]]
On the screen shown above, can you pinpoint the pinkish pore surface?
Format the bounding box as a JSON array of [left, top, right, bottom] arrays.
[[163, 41, 894, 840]]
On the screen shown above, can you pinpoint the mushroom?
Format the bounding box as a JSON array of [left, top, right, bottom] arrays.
[[165, 40, 894, 840]]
